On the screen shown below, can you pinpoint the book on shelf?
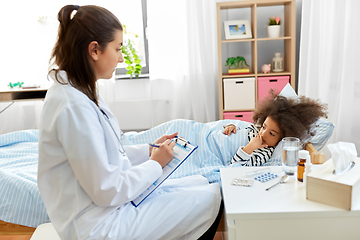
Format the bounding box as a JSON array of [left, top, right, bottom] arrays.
[[228, 68, 250, 75]]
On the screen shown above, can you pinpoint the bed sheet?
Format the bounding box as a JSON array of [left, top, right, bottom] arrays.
[[0, 130, 50, 228]]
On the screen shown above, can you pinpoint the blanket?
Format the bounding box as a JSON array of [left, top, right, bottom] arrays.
[[0, 130, 50, 227], [124, 119, 273, 183]]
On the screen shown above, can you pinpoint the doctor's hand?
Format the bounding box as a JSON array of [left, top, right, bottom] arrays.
[[151, 139, 176, 168], [149, 132, 178, 157], [154, 132, 178, 144]]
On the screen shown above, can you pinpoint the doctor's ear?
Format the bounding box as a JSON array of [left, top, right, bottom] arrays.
[[88, 41, 100, 61]]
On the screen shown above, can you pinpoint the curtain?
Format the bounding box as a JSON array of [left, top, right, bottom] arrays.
[[146, 0, 219, 124], [0, 1, 55, 134], [0, 101, 44, 134], [298, 0, 360, 157]]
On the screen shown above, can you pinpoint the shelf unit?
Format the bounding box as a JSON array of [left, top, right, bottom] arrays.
[[216, 0, 296, 120]]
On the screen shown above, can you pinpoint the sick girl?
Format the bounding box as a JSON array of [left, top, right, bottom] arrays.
[[223, 94, 328, 166]]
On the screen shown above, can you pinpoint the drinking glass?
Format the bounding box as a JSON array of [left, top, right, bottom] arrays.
[[282, 137, 300, 175]]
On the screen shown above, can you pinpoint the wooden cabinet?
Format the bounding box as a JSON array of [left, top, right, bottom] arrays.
[[216, 0, 296, 120]]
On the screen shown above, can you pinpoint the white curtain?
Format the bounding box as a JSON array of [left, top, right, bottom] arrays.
[[146, 0, 219, 124], [298, 0, 360, 157], [0, 101, 44, 134]]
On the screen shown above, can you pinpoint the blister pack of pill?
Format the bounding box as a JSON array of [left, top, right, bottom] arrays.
[[254, 172, 278, 182], [231, 178, 254, 187]]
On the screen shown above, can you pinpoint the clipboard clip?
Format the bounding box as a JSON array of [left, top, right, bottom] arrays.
[[174, 136, 189, 148]]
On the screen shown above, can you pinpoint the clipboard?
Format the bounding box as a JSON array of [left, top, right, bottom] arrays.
[[131, 136, 198, 207]]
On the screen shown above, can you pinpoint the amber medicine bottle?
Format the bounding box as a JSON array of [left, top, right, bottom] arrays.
[[297, 150, 309, 182]]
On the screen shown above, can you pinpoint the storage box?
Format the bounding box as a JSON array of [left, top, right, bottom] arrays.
[[223, 78, 255, 110], [257, 76, 290, 103], [223, 111, 253, 123], [306, 157, 360, 210]]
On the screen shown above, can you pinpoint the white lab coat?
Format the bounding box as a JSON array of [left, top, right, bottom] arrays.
[[38, 71, 221, 240]]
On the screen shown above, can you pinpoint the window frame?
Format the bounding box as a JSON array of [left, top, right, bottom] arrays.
[[115, 0, 149, 79]]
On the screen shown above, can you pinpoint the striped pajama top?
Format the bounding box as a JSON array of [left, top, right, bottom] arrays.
[[230, 124, 275, 166]]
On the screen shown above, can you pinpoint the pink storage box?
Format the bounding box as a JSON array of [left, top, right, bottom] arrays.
[[257, 76, 290, 103], [223, 111, 253, 123]]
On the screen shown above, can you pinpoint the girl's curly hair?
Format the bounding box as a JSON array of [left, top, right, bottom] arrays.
[[253, 93, 328, 140]]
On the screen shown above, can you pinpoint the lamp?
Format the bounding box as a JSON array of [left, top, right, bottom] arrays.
[[272, 52, 284, 72]]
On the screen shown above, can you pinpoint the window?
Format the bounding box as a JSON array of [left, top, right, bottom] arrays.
[[114, 0, 149, 79]]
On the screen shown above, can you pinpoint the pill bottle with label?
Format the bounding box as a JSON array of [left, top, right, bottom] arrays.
[[297, 150, 309, 182]]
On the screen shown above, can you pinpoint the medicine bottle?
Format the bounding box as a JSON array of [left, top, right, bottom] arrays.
[[304, 154, 312, 187], [297, 150, 309, 182]]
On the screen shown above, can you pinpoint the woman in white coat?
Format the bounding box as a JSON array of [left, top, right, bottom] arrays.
[[38, 5, 221, 240]]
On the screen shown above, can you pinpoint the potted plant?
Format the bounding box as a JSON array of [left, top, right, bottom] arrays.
[[267, 16, 281, 38], [121, 25, 142, 78]]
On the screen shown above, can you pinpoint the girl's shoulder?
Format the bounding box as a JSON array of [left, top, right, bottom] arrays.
[[246, 123, 260, 134]]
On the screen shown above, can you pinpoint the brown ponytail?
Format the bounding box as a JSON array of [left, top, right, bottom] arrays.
[[49, 5, 123, 106]]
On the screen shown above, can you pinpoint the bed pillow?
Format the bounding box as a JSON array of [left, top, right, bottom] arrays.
[[263, 83, 334, 166]]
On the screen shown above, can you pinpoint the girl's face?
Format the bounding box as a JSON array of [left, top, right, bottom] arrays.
[[93, 30, 124, 80], [259, 116, 281, 147]]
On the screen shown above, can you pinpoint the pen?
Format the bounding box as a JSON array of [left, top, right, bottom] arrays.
[[149, 143, 161, 148]]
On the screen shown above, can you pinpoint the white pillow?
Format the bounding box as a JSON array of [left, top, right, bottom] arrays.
[[263, 83, 334, 166], [278, 83, 297, 98]]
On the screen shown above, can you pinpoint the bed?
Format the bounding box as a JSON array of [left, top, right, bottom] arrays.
[[0, 130, 48, 235], [0, 117, 334, 235]]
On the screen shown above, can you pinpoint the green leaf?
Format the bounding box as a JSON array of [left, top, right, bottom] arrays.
[[121, 25, 143, 78], [126, 66, 134, 70]]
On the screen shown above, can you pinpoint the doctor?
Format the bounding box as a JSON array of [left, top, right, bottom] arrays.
[[38, 4, 221, 240]]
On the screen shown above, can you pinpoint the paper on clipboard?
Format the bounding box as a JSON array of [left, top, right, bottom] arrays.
[[131, 137, 197, 207]]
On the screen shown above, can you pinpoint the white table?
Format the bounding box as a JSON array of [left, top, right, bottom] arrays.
[[220, 166, 360, 240]]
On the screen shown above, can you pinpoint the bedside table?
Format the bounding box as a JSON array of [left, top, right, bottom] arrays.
[[220, 166, 360, 240]]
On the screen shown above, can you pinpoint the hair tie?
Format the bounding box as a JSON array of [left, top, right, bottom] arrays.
[[70, 6, 80, 20]]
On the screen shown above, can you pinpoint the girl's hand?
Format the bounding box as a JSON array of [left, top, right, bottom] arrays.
[[223, 125, 236, 136], [242, 135, 268, 154], [151, 139, 176, 168]]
